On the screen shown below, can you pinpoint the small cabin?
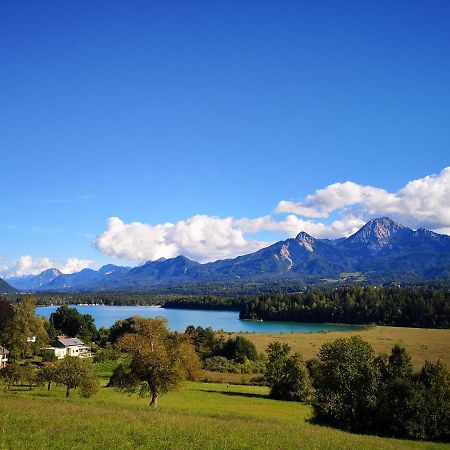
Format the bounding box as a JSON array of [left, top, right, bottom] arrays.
[[0, 346, 9, 368]]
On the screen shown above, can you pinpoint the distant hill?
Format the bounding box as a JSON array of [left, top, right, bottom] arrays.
[[0, 277, 16, 293], [7, 217, 450, 292]]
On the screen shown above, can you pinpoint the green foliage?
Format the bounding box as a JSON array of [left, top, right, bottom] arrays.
[[265, 342, 313, 402], [0, 296, 49, 358], [265, 342, 290, 385], [21, 363, 38, 390], [312, 337, 450, 442], [203, 356, 265, 374], [185, 326, 225, 360], [412, 361, 450, 441], [39, 349, 57, 362], [108, 316, 140, 344], [54, 356, 99, 398], [0, 362, 22, 389], [306, 358, 322, 388], [185, 326, 259, 366], [270, 354, 313, 402], [78, 375, 100, 398], [93, 344, 120, 363], [312, 336, 380, 432], [38, 363, 58, 390], [110, 318, 201, 407], [240, 286, 450, 328], [0, 297, 15, 338], [164, 296, 242, 311], [0, 362, 38, 390], [50, 304, 97, 342], [222, 336, 258, 363]]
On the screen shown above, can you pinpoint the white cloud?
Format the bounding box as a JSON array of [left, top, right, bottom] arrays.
[[6, 255, 96, 277], [94, 167, 450, 263], [275, 167, 450, 231], [95, 215, 268, 263]]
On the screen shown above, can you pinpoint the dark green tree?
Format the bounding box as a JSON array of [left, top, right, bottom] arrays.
[[269, 353, 313, 402], [50, 304, 96, 342], [312, 336, 380, 432], [412, 360, 450, 442], [375, 345, 417, 438], [222, 336, 258, 363], [265, 341, 290, 386]]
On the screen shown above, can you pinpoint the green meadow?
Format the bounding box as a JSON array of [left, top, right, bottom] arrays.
[[1, 378, 448, 450]]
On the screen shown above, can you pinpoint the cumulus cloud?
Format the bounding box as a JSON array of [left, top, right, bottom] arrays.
[[275, 167, 450, 231], [6, 255, 96, 277], [95, 167, 450, 263], [95, 215, 268, 263]]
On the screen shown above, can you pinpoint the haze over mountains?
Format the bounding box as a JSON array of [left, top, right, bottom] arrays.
[[6, 218, 450, 292]]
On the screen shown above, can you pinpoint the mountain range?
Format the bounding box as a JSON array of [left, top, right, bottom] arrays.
[[6, 218, 450, 292]]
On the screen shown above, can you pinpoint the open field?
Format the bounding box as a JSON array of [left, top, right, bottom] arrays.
[[232, 326, 450, 369], [0, 381, 448, 450]]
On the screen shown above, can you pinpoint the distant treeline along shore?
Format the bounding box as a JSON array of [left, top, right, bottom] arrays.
[[5, 286, 450, 329]]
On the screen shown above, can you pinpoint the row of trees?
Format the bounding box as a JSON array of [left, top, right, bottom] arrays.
[[240, 286, 450, 328], [0, 357, 99, 398], [265, 336, 450, 442]]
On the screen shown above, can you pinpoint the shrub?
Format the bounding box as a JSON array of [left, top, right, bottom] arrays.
[[222, 336, 258, 363], [39, 349, 57, 362]]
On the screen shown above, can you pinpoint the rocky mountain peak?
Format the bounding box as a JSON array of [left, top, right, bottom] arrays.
[[41, 268, 62, 277], [295, 231, 315, 252], [346, 217, 408, 252]]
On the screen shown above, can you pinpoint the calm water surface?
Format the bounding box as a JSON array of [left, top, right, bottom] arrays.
[[36, 305, 360, 333]]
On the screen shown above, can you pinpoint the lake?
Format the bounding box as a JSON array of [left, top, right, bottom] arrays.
[[36, 305, 360, 333]]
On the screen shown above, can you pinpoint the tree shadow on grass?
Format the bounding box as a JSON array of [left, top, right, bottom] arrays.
[[198, 389, 268, 400]]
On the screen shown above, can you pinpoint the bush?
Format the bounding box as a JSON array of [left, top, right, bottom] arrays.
[[93, 344, 120, 363], [79, 375, 101, 398], [222, 336, 258, 363], [203, 356, 239, 373], [39, 349, 57, 362]]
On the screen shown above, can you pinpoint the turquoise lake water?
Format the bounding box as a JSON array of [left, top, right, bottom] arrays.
[[36, 305, 360, 333]]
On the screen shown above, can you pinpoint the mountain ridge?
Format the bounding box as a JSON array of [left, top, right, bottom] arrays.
[[0, 277, 16, 293], [6, 217, 450, 291]]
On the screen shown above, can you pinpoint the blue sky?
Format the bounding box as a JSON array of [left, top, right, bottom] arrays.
[[1, 1, 449, 276]]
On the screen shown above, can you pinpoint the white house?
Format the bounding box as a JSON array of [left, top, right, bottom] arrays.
[[0, 346, 9, 368], [45, 336, 92, 359]]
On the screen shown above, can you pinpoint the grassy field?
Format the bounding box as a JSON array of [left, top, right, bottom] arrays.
[[232, 326, 450, 369], [2, 326, 450, 449], [1, 380, 448, 450]]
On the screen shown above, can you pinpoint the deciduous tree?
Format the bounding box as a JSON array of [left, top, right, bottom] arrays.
[[111, 317, 200, 407], [54, 356, 99, 398]]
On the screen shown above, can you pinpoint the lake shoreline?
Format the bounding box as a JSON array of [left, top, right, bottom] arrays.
[[36, 304, 361, 333]]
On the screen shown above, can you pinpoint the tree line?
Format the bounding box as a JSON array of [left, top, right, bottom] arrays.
[[240, 286, 450, 328]]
